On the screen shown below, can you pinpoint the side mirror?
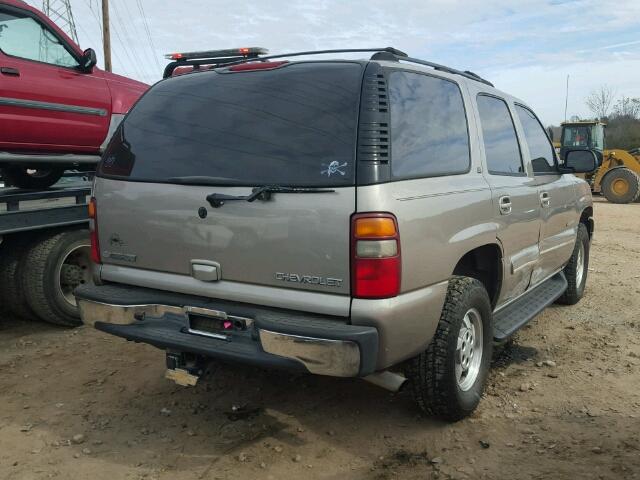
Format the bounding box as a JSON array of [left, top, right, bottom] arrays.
[[80, 48, 97, 72], [562, 149, 598, 173]]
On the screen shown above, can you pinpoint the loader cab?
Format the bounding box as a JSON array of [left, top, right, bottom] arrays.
[[559, 121, 605, 166]]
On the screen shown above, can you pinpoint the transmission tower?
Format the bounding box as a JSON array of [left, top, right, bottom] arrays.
[[41, 0, 79, 44]]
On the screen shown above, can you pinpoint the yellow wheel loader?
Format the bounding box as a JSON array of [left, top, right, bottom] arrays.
[[558, 121, 640, 204]]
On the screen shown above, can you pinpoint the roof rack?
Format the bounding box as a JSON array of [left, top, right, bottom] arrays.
[[162, 47, 269, 78], [388, 55, 494, 87], [162, 46, 494, 87], [220, 47, 494, 87]]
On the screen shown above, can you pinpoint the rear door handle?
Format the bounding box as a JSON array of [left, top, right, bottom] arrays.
[[0, 67, 20, 76], [499, 195, 512, 215], [540, 191, 550, 208]]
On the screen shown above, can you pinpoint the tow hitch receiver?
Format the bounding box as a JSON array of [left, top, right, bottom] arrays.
[[165, 351, 209, 387]]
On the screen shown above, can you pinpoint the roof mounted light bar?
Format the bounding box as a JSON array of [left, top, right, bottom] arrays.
[[164, 47, 269, 61], [162, 47, 269, 78]]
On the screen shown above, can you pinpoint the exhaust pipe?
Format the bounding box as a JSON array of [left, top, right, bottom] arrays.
[[364, 371, 407, 392]]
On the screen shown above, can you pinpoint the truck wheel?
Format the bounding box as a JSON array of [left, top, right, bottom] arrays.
[[406, 276, 493, 421], [601, 168, 640, 204], [21, 229, 92, 327], [0, 238, 37, 319], [556, 223, 589, 306], [0, 167, 64, 190]]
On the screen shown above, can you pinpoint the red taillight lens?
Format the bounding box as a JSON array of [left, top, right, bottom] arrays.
[[351, 213, 401, 299], [229, 61, 288, 72], [88, 197, 101, 264]]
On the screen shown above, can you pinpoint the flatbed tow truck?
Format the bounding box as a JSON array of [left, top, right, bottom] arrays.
[[0, 174, 92, 326]]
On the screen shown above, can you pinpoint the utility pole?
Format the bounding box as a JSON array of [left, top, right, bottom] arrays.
[[101, 0, 112, 72]]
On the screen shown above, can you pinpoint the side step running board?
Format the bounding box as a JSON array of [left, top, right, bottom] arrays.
[[493, 272, 567, 341], [0, 152, 100, 165]]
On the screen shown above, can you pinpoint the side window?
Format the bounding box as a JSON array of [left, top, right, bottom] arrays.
[[389, 71, 470, 179], [0, 9, 78, 67], [515, 105, 557, 174], [476, 95, 524, 175]]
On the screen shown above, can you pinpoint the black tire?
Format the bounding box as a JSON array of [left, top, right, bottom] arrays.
[[601, 168, 640, 204], [556, 223, 589, 305], [21, 229, 92, 327], [0, 237, 38, 319], [406, 276, 493, 421], [0, 166, 64, 189]]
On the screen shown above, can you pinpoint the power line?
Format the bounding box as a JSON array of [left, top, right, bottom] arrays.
[[81, 0, 143, 78], [117, 0, 160, 72], [110, 0, 154, 80], [135, 0, 161, 71]]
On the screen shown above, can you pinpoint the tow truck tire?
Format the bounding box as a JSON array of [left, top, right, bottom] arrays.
[[0, 238, 37, 320], [21, 229, 92, 327], [1, 167, 64, 190]]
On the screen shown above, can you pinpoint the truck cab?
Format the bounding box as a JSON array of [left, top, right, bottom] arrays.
[[0, 0, 148, 188], [559, 121, 605, 166]]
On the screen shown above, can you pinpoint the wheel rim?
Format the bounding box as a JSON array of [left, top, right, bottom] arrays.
[[612, 178, 629, 196], [57, 244, 92, 307], [455, 308, 483, 392], [26, 168, 55, 179], [575, 241, 585, 287]]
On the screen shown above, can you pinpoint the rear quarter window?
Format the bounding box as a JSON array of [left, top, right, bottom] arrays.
[[388, 71, 470, 179]]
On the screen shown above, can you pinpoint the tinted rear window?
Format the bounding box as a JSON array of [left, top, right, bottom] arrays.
[[99, 62, 363, 187]]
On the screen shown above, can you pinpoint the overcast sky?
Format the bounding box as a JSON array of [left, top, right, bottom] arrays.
[[32, 0, 640, 125]]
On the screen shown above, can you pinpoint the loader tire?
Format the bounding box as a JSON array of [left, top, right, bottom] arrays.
[[601, 168, 640, 204], [0, 238, 37, 320], [21, 229, 91, 327]]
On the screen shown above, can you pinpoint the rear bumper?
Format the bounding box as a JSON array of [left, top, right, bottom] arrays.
[[75, 283, 378, 377]]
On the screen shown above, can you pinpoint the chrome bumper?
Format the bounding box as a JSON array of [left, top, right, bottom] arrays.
[[77, 299, 361, 377]]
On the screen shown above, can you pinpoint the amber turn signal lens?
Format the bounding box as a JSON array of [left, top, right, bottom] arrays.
[[88, 197, 97, 219], [354, 217, 396, 238]]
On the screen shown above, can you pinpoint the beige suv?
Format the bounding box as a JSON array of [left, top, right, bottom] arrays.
[[76, 47, 597, 420]]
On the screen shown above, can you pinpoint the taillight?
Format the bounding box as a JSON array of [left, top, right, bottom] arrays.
[[88, 197, 101, 264], [351, 213, 401, 299]]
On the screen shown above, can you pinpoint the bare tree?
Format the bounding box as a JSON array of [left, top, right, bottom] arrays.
[[613, 96, 640, 119], [585, 85, 616, 120]]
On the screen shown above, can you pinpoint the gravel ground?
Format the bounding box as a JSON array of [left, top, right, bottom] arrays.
[[1, 197, 639, 480]]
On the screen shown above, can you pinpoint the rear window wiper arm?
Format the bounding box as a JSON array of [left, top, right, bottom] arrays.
[[206, 185, 335, 208]]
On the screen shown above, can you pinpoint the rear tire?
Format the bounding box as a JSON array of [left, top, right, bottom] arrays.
[[601, 168, 640, 204], [406, 277, 493, 421], [556, 223, 589, 305], [0, 166, 64, 189], [21, 229, 92, 326], [0, 238, 37, 319]]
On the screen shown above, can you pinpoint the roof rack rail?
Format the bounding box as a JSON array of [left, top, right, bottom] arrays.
[[393, 56, 494, 87], [164, 46, 494, 87], [222, 47, 409, 65]]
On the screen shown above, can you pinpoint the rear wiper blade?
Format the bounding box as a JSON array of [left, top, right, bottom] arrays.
[[206, 185, 335, 208]]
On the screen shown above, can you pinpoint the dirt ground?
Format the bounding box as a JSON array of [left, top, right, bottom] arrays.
[[1, 197, 639, 480]]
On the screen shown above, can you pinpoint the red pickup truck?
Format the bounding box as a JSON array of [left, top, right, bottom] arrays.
[[0, 0, 148, 189]]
